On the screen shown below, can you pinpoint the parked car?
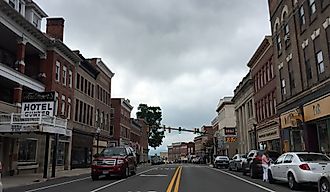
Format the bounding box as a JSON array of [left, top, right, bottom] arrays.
[[214, 156, 229, 169], [268, 152, 330, 190], [318, 172, 330, 192], [242, 150, 280, 178], [228, 154, 246, 171], [151, 156, 162, 165], [0, 161, 2, 192], [91, 146, 137, 180]]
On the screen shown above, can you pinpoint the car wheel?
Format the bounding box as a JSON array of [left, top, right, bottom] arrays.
[[320, 178, 330, 192], [91, 174, 99, 181], [288, 173, 299, 190], [242, 165, 247, 175], [228, 165, 232, 171], [268, 170, 274, 184], [132, 166, 137, 175], [122, 166, 130, 178]]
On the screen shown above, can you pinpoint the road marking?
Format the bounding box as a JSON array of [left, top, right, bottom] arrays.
[[90, 168, 156, 192], [174, 166, 182, 192], [166, 166, 181, 192], [25, 177, 90, 192], [140, 174, 167, 177], [209, 168, 276, 192]]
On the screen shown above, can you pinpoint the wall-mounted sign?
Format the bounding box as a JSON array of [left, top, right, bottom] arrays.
[[304, 95, 330, 122], [21, 92, 55, 118], [280, 108, 302, 128], [224, 127, 236, 136], [224, 137, 237, 143]]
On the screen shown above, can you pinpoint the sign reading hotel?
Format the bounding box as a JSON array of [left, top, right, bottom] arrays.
[[21, 92, 55, 118]]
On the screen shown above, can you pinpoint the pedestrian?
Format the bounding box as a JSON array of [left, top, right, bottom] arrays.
[[262, 150, 270, 182]]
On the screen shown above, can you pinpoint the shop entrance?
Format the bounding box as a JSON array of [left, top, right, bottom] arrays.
[[317, 120, 330, 154], [306, 123, 319, 152]]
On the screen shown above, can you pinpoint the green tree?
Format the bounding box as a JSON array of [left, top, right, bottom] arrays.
[[136, 104, 164, 148]]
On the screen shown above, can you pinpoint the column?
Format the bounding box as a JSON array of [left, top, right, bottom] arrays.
[[13, 39, 27, 106]]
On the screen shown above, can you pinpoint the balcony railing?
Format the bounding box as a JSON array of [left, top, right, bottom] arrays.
[[0, 113, 71, 136]]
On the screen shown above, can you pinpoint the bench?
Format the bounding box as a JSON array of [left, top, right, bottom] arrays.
[[17, 162, 39, 174]]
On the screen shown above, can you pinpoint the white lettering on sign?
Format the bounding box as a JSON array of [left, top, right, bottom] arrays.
[[21, 101, 54, 118]]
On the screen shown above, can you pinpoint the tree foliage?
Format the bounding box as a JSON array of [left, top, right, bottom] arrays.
[[136, 104, 164, 148]]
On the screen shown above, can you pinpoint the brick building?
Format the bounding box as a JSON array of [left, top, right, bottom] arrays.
[[247, 36, 280, 152], [110, 98, 133, 146], [268, 0, 330, 153], [136, 118, 149, 163]]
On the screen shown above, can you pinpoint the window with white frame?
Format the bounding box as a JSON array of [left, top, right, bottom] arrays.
[[9, 0, 15, 8], [68, 70, 72, 88], [316, 51, 325, 74], [281, 79, 287, 95], [276, 35, 282, 53], [284, 24, 290, 47], [32, 13, 40, 28], [55, 61, 60, 82], [61, 95, 66, 116], [299, 6, 306, 25], [55, 92, 59, 116], [67, 98, 71, 120], [309, 0, 316, 15], [62, 66, 67, 86]]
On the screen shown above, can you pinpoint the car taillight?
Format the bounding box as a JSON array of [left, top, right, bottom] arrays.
[[299, 163, 311, 170]]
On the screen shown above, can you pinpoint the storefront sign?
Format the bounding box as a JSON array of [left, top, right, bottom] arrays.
[[21, 92, 55, 118], [257, 127, 280, 142], [304, 95, 330, 122], [21, 102, 54, 117], [224, 127, 237, 136], [280, 108, 302, 128], [224, 137, 237, 143]]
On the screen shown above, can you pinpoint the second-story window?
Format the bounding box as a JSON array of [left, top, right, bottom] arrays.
[[55, 61, 60, 82], [309, 0, 316, 15], [62, 66, 67, 86], [61, 95, 66, 116], [276, 35, 282, 54], [67, 98, 71, 120], [68, 70, 72, 88], [9, 0, 15, 8], [299, 6, 306, 26], [316, 51, 325, 74], [284, 24, 290, 47]]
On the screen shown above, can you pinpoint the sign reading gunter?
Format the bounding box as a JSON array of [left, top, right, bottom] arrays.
[[21, 92, 55, 118]]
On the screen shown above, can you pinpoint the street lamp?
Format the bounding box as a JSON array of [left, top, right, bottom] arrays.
[[96, 127, 101, 154]]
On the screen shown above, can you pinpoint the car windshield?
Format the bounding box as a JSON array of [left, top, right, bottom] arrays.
[[100, 148, 127, 157], [297, 154, 330, 162], [217, 156, 228, 160]]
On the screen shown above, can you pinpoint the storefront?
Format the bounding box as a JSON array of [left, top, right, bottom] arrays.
[[280, 108, 305, 152], [257, 124, 281, 152], [71, 131, 93, 168], [303, 94, 330, 154]]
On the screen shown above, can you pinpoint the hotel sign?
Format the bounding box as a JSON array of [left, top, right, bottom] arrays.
[[304, 95, 330, 122], [21, 92, 55, 118]]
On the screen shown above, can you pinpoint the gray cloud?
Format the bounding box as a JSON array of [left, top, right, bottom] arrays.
[[35, 0, 270, 152]]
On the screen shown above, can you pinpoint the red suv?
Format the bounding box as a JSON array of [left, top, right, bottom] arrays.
[[91, 146, 137, 180]]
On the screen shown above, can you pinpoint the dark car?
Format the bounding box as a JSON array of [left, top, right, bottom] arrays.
[[241, 150, 280, 178], [228, 154, 246, 171], [214, 156, 230, 169], [91, 146, 137, 180]]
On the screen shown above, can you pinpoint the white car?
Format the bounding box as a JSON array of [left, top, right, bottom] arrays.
[[268, 152, 330, 190]]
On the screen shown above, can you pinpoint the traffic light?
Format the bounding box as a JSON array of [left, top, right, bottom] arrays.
[[194, 128, 199, 134], [163, 125, 166, 132], [178, 127, 181, 134], [168, 127, 171, 133]]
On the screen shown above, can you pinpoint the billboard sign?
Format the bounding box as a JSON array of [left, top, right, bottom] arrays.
[[224, 127, 237, 136]]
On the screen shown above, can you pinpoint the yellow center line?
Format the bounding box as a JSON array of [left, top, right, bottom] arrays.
[[166, 166, 181, 192], [174, 166, 183, 192]]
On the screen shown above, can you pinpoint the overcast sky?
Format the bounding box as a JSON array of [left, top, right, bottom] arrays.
[[35, 0, 271, 154]]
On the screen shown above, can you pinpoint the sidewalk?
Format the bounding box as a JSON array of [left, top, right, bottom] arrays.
[[1, 168, 90, 189]]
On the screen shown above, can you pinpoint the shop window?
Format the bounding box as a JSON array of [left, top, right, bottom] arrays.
[[50, 141, 65, 166], [318, 121, 330, 154], [18, 139, 37, 162]]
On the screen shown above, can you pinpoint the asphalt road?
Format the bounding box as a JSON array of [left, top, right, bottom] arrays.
[[5, 164, 319, 192]]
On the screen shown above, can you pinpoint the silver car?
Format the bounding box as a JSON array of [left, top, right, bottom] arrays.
[[268, 152, 330, 190], [228, 154, 246, 171]]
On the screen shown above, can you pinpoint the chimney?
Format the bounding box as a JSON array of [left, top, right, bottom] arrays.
[[46, 18, 65, 41]]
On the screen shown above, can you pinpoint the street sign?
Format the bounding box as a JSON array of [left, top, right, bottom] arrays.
[[224, 137, 237, 143]]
